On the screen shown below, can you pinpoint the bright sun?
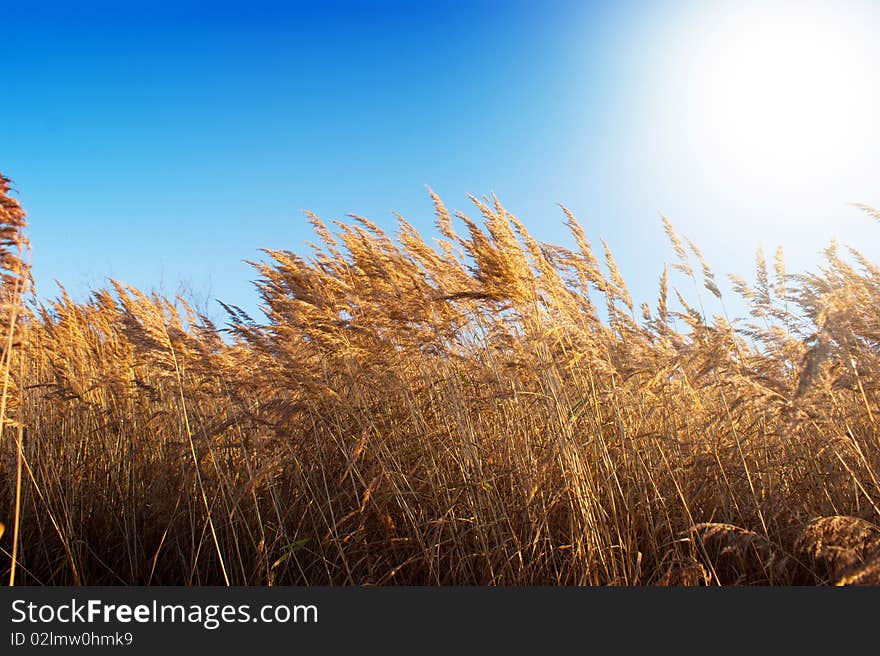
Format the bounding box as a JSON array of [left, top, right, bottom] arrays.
[[647, 1, 880, 198]]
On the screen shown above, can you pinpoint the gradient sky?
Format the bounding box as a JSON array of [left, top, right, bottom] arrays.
[[4, 0, 880, 322]]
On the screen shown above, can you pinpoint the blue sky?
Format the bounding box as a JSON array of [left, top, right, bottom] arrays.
[[4, 0, 880, 322]]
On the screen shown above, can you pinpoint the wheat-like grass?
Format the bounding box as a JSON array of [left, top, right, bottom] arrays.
[[2, 173, 880, 585]]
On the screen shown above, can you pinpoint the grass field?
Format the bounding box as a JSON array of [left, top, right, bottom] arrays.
[[1, 172, 879, 585]]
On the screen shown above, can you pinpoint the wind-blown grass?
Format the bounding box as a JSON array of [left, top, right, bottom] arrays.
[[1, 176, 879, 585]]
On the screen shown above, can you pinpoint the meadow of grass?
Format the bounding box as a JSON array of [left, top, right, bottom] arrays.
[[1, 172, 879, 585]]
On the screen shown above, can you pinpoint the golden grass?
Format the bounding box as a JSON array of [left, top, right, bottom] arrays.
[[1, 176, 879, 585]]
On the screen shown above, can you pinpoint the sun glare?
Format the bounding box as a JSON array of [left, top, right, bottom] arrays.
[[652, 1, 880, 198]]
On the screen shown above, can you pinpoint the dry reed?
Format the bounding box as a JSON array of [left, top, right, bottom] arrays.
[[1, 174, 879, 585]]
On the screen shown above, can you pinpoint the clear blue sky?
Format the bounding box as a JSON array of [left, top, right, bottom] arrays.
[[4, 0, 880, 322]]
